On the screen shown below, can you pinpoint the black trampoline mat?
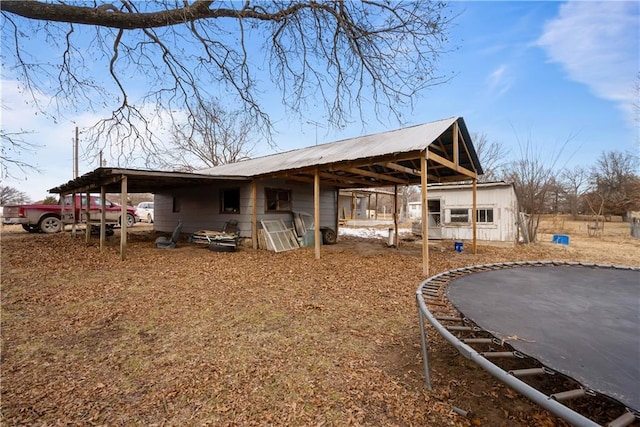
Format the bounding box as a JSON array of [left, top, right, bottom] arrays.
[[447, 265, 640, 411]]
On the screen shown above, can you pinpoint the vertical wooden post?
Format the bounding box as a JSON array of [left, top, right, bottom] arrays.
[[351, 192, 356, 219], [421, 152, 429, 276], [453, 121, 459, 168], [393, 184, 399, 248], [70, 192, 76, 236], [251, 180, 258, 250], [374, 193, 379, 220], [100, 186, 106, 251], [472, 178, 477, 255], [85, 191, 91, 243], [314, 168, 321, 259], [120, 176, 128, 260]]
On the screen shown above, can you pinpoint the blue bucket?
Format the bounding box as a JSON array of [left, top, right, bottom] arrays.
[[454, 241, 464, 253]]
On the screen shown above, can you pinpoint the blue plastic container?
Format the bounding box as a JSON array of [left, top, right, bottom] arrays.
[[552, 234, 570, 246], [454, 241, 464, 253]]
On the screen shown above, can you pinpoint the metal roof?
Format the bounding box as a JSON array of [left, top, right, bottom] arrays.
[[198, 116, 481, 181], [49, 116, 483, 194]]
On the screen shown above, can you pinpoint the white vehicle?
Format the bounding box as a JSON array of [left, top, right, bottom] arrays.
[[136, 201, 154, 223]]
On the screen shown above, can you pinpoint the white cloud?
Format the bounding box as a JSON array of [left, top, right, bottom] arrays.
[[487, 64, 513, 97], [536, 1, 639, 120]]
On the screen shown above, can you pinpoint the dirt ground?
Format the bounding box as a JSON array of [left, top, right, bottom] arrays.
[[1, 217, 638, 426]]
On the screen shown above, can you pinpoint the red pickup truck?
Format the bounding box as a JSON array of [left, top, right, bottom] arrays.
[[2, 194, 138, 234]]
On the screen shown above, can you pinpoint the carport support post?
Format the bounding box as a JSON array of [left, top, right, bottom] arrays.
[[314, 168, 321, 259], [120, 176, 128, 260], [71, 192, 77, 236], [251, 180, 258, 250], [420, 152, 429, 275], [393, 184, 399, 248], [100, 186, 106, 251], [85, 191, 91, 243], [472, 178, 477, 254]]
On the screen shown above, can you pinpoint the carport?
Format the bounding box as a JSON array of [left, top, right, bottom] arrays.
[[50, 116, 482, 273]]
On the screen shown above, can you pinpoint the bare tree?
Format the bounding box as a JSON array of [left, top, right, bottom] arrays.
[[1, 1, 455, 163], [502, 135, 573, 242], [590, 150, 640, 220], [154, 101, 256, 171], [0, 128, 40, 179], [560, 165, 589, 219], [472, 132, 509, 182], [0, 185, 32, 205]]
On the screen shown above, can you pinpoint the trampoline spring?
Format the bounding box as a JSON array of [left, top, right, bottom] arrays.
[[607, 410, 638, 427], [446, 326, 473, 331], [462, 338, 494, 344], [424, 300, 447, 307], [550, 388, 587, 402], [513, 351, 527, 359], [508, 368, 547, 378], [481, 351, 517, 359], [435, 316, 463, 322]]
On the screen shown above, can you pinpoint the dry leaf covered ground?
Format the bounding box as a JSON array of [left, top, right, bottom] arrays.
[[1, 218, 638, 426]]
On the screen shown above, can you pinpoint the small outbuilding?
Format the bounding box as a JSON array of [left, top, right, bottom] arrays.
[[408, 181, 519, 243]]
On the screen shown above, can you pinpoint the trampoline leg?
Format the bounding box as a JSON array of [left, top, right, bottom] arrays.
[[417, 296, 432, 390]]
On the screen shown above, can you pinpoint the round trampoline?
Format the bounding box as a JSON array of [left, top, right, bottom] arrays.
[[416, 262, 640, 426]]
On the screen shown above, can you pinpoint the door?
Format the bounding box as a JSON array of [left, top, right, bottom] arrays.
[[427, 199, 442, 239]]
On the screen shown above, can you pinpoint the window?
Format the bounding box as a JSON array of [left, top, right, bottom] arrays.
[[476, 208, 494, 223], [265, 188, 292, 212], [221, 188, 241, 213], [449, 208, 469, 223], [172, 197, 181, 213]]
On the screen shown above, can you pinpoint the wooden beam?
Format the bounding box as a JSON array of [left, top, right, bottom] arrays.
[[345, 167, 408, 185], [421, 152, 429, 276], [381, 161, 421, 176], [453, 121, 459, 169], [472, 178, 477, 254], [120, 175, 128, 261], [85, 191, 90, 243], [427, 150, 477, 179], [251, 180, 258, 250], [459, 131, 478, 174], [70, 192, 77, 236], [319, 172, 373, 187], [314, 168, 321, 260], [100, 186, 106, 251], [393, 185, 399, 248]]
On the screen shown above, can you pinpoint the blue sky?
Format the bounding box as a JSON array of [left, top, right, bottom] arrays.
[[1, 1, 638, 201]]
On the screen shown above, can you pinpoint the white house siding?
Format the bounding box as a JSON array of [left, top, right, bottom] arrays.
[[153, 179, 337, 236], [413, 183, 518, 243]]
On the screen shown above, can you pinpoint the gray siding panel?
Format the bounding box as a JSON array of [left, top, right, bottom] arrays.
[[154, 179, 338, 237]]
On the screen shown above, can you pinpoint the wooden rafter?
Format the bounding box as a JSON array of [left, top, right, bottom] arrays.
[[345, 167, 408, 185], [427, 150, 477, 179], [319, 171, 374, 187], [380, 161, 421, 176]]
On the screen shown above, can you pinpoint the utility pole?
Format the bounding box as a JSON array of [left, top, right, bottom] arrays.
[[74, 126, 79, 178]]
